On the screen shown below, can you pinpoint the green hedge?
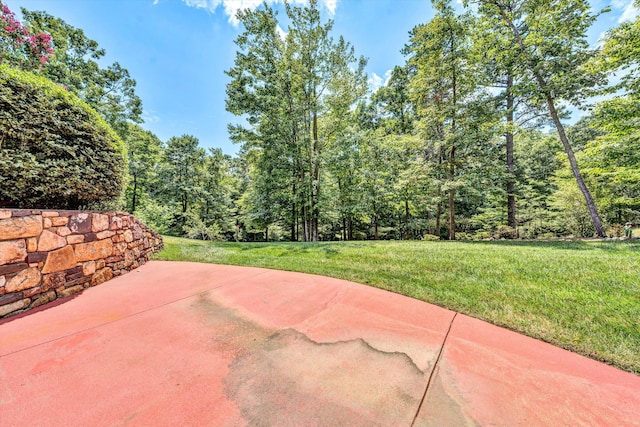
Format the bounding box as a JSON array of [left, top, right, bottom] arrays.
[[0, 65, 126, 209]]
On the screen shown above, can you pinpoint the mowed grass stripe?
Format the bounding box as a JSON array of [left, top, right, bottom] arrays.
[[155, 237, 640, 374]]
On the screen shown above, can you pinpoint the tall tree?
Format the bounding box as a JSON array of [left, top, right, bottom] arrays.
[[575, 99, 640, 224], [325, 125, 364, 240], [158, 134, 206, 216], [471, 0, 607, 237], [470, 6, 547, 233], [372, 65, 415, 135], [406, 0, 492, 240], [21, 9, 142, 138], [124, 124, 162, 213], [226, 0, 366, 241], [226, 4, 298, 239]]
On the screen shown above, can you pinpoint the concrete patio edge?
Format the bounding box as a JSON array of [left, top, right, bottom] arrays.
[[1, 261, 638, 426]]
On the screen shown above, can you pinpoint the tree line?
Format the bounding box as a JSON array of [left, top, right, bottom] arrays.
[[2, 0, 638, 241]]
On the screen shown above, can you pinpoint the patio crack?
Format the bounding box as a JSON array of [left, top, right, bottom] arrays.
[[410, 312, 458, 426]]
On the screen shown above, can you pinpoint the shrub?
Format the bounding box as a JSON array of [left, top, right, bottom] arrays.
[[473, 231, 492, 240], [537, 232, 557, 239], [453, 232, 470, 240], [421, 234, 440, 241], [185, 219, 223, 241], [493, 225, 517, 239], [607, 224, 624, 238], [0, 65, 125, 209]]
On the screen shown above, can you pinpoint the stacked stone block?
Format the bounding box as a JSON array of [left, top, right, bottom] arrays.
[[0, 210, 163, 318]]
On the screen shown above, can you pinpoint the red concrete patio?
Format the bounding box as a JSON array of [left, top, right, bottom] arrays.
[[1, 261, 638, 426]]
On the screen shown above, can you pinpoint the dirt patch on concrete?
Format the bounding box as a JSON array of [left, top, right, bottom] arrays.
[[191, 293, 429, 425]]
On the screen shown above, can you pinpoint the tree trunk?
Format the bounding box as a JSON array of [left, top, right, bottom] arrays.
[[291, 199, 297, 241], [448, 188, 456, 240], [405, 199, 410, 240], [436, 201, 442, 239], [374, 215, 379, 240], [448, 145, 456, 241], [265, 226, 269, 242], [545, 97, 605, 237], [302, 205, 310, 242], [311, 89, 320, 242], [449, 34, 457, 242], [506, 73, 517, 232], [496, 7, 605, 238], [131, 174, 138, 213], [342, 217, 347, 241]]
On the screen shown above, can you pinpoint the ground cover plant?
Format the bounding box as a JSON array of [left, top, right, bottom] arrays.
[[156, 237, 640, 374]]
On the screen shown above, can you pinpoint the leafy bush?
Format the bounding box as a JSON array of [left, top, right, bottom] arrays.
[[421, 234, 440, 241], [473, 231, 492, 240], [537, 232, 558, 239], [134, 199, 173, 235], [493, 225, 517, 239], [0, 65, 125, 209], [184, 216, 223, 241], [454, 232, 473, 241], [607, 224, 624, 238]]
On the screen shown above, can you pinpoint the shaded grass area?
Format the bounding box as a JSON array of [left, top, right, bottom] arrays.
[[155, 237, 640, 374]]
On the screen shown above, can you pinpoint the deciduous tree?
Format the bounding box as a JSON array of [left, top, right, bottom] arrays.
[[470, 0, 608, 237]]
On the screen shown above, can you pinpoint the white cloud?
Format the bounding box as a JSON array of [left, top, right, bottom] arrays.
[[368, 72, 383, 91], [383, 69, 393, 86], [324, 0, 337, 14], [143, 110, 161, 123], [276, 24, 288, 40], [619, 3, 639, 22], [612, 0, 639, 23], [183, 0, 218, 8], [179, 0, 337, 26], [368, 69, 394, 91]]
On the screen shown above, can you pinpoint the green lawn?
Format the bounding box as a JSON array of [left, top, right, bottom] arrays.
[[155, 237, 640, 374]]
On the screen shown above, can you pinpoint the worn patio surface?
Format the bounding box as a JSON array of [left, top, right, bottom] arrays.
[[1, 261, 638, 426]]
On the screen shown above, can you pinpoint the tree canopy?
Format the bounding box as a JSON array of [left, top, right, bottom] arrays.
[[1, 0, 637, 240]]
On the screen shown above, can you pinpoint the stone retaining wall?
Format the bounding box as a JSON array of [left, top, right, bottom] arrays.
[[0, 209, 163, 318]]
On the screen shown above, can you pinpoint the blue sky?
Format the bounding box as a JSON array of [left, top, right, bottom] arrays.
[[6, 0, 638, 155]]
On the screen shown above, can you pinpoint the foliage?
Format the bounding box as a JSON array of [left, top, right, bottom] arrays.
[[129, 134, 238, 239], [156, 237, 640, 374], [3, 0, 634, 242], [21, 8, 142, 138], [550, 174, 595, 237], [471, 0, 607, 237], [404, 1, 503, 240], [599, 7, 640, 95], [184, 215, 223, 241], [226, 0, 367, 241], [0, 65, 125, 209], [0, 1, 53, 69], [607, 223, 624, 238], [493, 225, 517, 239], [577, 99, 640, 225], [421, 233, 439, 241], [123, 123, 162, 213]]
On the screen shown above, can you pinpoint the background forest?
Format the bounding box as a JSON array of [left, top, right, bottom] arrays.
[[1, 0, 638, 241]]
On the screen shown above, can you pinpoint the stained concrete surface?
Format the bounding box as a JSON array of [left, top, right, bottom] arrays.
[[0, 261, 638, 426]]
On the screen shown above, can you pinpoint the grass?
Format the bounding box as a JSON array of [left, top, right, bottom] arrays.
[[154, 237, 640, 374]]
